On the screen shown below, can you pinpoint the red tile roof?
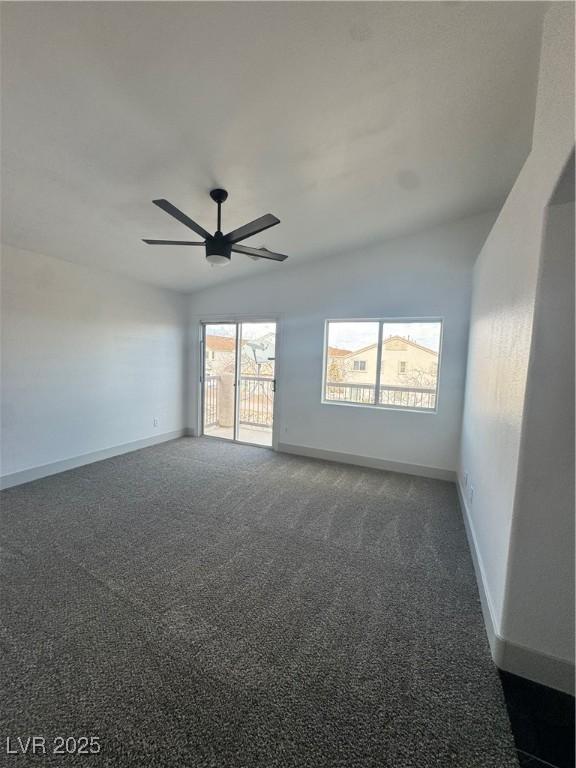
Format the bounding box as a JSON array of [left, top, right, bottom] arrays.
[[205, 335, 235, 351]]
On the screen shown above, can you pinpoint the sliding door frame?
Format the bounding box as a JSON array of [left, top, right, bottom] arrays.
[[200, 321, 238, 443], [199, 316, 281, 450]]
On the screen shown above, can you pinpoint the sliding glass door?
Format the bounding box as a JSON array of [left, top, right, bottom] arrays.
[[202, 323, 238, 441], [201, 321, 276, 447]]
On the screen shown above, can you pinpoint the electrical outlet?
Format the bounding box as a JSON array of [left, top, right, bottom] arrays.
[[153, 417, 159, 428]]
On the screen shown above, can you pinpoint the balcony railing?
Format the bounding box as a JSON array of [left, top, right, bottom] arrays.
[[325, 381, 437, 410], [204, 375, 219, 427], [203, 375, 274, 430], [204, 377, 436, 432], [238, 375, 274, 427]]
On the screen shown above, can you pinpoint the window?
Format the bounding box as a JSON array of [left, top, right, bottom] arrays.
[[323, 319, 442, 411], [325, 321, 379, 404]]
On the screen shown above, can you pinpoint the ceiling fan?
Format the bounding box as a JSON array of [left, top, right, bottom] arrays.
[[143, 189, 288, 265]]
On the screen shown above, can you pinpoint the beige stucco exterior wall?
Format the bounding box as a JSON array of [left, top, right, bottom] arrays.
[[328, 340, 438, 388]]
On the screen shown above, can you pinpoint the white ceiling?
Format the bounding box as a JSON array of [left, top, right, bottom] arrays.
[[1, 2, 546, 293]]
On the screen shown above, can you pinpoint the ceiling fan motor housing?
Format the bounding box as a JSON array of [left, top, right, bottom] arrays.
[[205, 231, 231, 265]]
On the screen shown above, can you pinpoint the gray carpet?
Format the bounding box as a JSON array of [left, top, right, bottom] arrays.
[[0, 437, 518, 767]]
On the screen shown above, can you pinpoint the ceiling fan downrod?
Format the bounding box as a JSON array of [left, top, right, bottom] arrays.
[[209, 188, 228, 233]]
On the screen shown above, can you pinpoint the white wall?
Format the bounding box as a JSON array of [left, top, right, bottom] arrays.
[[1, 245, 187, 482], [459, 4, 574, 691], [504, 197, 574, 669], [188, 210, 496, 475]]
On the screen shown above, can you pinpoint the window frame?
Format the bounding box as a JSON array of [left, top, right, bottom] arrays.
[[321, 317, 444, 414]]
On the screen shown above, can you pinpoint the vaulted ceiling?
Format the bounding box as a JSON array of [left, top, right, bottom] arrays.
[[1, 2, 546, 292]]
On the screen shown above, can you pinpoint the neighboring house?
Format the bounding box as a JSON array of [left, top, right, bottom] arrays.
[[327, 336, 439, 389], [327, 346, 350, 357], [205, 334, 275, 377], [205, 334, 236, 375], [207, 333, 438, 389]]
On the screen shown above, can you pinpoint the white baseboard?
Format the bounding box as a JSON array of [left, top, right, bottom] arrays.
[[0, 430, 186, 490], [456, 481, 500, 658], [496, 635, 575, 696], [457, 481, 575, 695], [277, 442, 456, 481]]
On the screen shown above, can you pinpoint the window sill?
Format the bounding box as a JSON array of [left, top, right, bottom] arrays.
[[321, 399, 438, 415]]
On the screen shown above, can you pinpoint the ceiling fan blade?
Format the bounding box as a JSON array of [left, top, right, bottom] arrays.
[[152, 199, 212, 240], [225, 214, 280, 244], [232, 244, 288, 261], [142, 239, 205, 245]]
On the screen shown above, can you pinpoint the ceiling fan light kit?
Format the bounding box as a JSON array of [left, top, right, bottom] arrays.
[[143, 189, 288, 266]]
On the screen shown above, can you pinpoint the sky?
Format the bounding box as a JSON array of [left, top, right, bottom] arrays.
[[328, 321, 441, 352], [206, 320, 441, 352], [205, 322, 275, 341]]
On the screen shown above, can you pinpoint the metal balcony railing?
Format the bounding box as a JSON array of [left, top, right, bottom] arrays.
[[325, 381, 437, 410], [204, 375, 219, 427], [204, 377, 436, 433], [238, 375, 274, 427], [203, 375, 274, 430]]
